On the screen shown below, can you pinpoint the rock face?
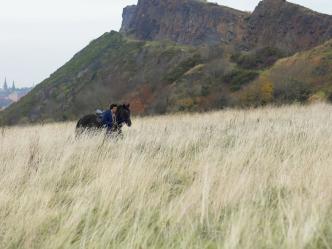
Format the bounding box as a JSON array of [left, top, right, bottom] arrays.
[[244, 0, 332, 54], [120, 0, 248, 45], [121, 5, 137, 33], [121, 0, 332, 54]]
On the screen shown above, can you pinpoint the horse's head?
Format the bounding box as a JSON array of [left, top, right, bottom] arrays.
[[116, 104, 132, 127]]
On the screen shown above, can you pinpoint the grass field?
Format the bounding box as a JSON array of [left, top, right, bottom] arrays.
[[0, 104, 331, 249]]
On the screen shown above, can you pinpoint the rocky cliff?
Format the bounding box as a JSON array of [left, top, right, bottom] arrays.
[[120, 0, 248, 45], [244, 0, 332, 54], [121, 0, 332, 54], [121, 5, 137, 33]]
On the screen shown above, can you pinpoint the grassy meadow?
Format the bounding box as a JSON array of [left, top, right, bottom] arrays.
[[0, 104, 331, 249]]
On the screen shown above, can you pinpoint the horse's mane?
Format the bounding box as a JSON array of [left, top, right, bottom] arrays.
[[115, 104, 131, 124], [117, 104, 130, 113]]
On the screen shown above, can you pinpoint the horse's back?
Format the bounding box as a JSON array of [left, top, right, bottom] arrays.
[[76, 114, 100, 129]]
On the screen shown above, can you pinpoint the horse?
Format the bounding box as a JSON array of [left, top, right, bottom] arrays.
[[75, 104, 132, 136]]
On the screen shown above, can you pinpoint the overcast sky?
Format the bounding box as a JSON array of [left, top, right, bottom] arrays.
[[1, 0, 331, 87]]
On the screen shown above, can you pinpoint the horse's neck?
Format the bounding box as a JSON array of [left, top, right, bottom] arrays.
[[116, 110, 123, 124]]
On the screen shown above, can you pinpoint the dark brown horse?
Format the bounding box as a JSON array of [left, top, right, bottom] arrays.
[[76, 104, 132, 136]]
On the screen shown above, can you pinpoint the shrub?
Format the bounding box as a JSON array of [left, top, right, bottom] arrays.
[[176, 98, 195, 111], [164, 54, 202, 83], [201, 86, 210, 96], [238, 76, 274, 106], [223, 69, 259, 91], [260, 81, 274, 104], [273, 79, 313, 103], [308, 91, 327, 103], [231, 47, 284, 70]]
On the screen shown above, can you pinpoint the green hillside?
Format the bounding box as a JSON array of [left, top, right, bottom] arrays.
[[0, 31, 236, 125], [1, 31, 332, 125], [0, 32, 204, 124]]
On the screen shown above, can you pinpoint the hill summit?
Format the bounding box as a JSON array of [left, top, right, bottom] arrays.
[[244, 0, 332, 53], [120, 0, 248, 46], [121, 0, 332, 53]]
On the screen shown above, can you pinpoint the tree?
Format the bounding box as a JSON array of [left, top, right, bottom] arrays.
[[238, 76, 274, 106], [273, 79, 312, 103], [259, 76, 273, 104]]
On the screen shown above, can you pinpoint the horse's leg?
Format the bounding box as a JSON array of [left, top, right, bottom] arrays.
[[114, 128, 123, 140]]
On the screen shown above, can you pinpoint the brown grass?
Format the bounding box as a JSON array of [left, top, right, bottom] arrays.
[[0, 103, 331, 249]]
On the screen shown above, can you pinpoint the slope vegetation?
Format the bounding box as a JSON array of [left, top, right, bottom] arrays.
[[240, 39, 332, 105], [0, 31, 246, 125], [0, 32, 209, 124]]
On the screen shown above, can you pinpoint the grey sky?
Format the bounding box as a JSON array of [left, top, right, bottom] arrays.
[[1, 0, 331, 87]]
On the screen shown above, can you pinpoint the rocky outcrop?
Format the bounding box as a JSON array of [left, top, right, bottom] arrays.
[[120, 5, 137, 33], [120, 0, 248, 45], [243, 0, 332, 54], [121, 0, 332, 54]]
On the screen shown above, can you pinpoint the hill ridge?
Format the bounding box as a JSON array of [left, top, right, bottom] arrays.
[[121, 0, 332, 54]]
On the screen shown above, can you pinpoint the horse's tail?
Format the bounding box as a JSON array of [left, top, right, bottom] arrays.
[[75, 118, 85, 138], [76, 119, 81, 129]]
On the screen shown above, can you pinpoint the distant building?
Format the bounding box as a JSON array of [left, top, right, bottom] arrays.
[[3, 78, 8, 91], [0, 77, 33, 110]]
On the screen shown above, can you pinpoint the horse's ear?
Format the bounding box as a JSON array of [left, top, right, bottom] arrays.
[[123, 103, 130, 109]]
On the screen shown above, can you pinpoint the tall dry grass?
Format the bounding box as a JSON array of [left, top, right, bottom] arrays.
[[0, 104, 331, 249]]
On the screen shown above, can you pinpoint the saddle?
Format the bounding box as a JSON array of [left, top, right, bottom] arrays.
[[96, 109, 104, 123]]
